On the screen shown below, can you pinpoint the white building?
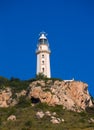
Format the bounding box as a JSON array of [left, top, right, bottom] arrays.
[[36, 32, 51, 78]]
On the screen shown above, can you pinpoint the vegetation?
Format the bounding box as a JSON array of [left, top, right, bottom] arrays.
[[0, 76, 62, 92], [16, 96, 31, 108], [0, 76, 94, 130], [0, 103, 93, 130], [0, 76, 35, 93], [36, 73, 62, 83], [36, 73, 47, 80]]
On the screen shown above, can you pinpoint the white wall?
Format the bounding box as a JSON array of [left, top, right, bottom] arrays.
[[36, 44, 51, 78]]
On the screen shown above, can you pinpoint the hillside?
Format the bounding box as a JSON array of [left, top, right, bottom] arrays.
[[0, 103, 94, 130], [0, 76, 94, 130]]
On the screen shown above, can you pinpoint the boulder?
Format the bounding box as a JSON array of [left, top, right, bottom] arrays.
[[50, 118, 61, 124], [88, 118, 94, 123], [45, 111, 51, 116], [7, 115, 16, 121], [36, 111, 45, 119], [61, 118, 65, 122], [52, 112, 57, 116], [0, 88, 13, 107]]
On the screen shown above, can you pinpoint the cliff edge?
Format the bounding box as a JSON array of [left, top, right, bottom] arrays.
[[27, 80, 93, 112], [0, 79, 93, 112]]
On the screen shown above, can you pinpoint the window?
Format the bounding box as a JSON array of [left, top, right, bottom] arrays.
[[42, 61, 44, 64], [40, 46, 42, 50], [42, 68, 44, 72], [42, 54, 44, 58], [40, 39, 44, 44]]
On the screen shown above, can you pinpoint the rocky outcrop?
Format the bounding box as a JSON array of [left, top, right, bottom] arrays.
[[0, 88, 14, 107], [0, 87, 28, 108], [16, 90, 26, 98], [27, 80, 93, 112], [0, 80, 93, 112]]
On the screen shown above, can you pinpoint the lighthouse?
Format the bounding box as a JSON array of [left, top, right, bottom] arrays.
[[36, 32, 51, 78]]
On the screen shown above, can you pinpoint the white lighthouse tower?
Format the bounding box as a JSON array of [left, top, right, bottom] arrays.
[[36, 32, 51, 78]]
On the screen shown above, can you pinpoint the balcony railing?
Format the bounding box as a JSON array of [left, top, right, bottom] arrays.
[[36, 49, 51, 54]]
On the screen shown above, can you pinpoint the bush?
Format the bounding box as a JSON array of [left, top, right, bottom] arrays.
[[25, 120, 32, 127], [7, 107, 16, 117], [86, 106, 94, 115], [17, 96, 31, 108], [0, 84, 6, 90], [0, 118, 2, 126], [0, 76, 9, 88], [21, 128, 27, 130], [79, 111, 87, 117], [9, 80, 29, 93], [36, 73, 47, 80], [34, 103, 50, 111], [79, 118, 85, 123], [28, 78, 36, 82], [49, 105, 63, 114]]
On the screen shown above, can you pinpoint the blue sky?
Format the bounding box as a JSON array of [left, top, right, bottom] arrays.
[[0, 0, 94, 96]]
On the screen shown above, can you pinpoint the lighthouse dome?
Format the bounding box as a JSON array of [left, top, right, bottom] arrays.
[[39, 33, 48, 44]]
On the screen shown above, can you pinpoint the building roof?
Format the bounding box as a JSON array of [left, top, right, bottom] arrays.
[[38, 32, 48, 44], [39, 33, 47, 40]]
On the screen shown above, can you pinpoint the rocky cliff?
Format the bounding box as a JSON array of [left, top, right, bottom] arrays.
[[27, 80, 93, 112], [0, 87, 16, 107], [0, 79, 93, 112]]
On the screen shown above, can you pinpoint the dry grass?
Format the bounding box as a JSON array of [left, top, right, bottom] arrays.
[[0, 103, 94, 130]]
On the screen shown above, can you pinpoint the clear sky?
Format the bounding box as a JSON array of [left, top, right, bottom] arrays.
[[0, 0, 94, 96]]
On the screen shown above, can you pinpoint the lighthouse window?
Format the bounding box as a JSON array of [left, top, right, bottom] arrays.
[[42, 68, 44, 72], [42, 54, 44, 58], [42, 61, 44, 64], [40, 46, 42, 50], [40, 39, 44, 44]]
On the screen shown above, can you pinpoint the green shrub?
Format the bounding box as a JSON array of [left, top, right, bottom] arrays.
[[0, 76, 9, 87], [86, 107, 94, 115], [34, 103, 63, 115], [79, 118, 85, 123], [7, 107, 16, 117], [79, 111, 87, 117], [17, 96, 31, 108], [28, 78, 36, 82], [49, 105, 63, 114], [36, 73, 47, 80], [0, 118, 2, 126], [9, 80, 29, 93], [34, 103, 50, 111], [25, 120, 32, 127], [21, 128, 27, 130], [0, 84, 6, 90]]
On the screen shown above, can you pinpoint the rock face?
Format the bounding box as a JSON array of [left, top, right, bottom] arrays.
[[27, 80, 93, 112], [0, 87, 16, 107], [0, 80, 93, 111], [16, 90, 27, 98], [0, 88, 27, 108]]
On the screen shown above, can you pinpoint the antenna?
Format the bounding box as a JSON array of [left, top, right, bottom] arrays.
[[39, 31, 48, 36]]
